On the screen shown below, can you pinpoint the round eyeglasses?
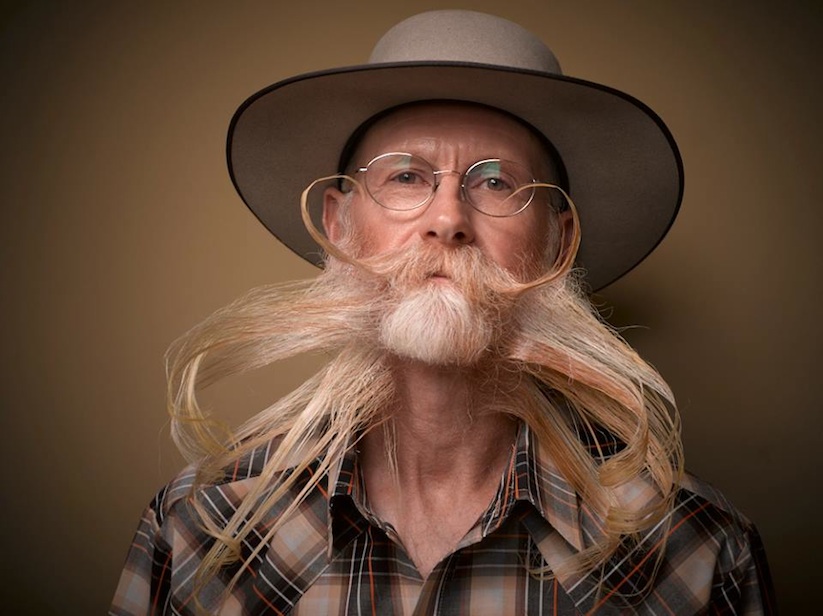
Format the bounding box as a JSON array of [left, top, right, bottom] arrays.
[[351, 152, 541, 217]]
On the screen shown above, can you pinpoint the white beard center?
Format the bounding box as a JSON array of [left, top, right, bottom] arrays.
[[379, 284, 493, 366]]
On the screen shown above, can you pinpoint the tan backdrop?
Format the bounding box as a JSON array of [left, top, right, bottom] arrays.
[[1, 1, 819, 613]]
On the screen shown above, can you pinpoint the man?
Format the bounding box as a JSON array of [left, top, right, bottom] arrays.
[[111, 10, 775, 615]]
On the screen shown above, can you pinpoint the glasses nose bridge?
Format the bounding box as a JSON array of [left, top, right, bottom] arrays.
[[431, 168, 466, 200]]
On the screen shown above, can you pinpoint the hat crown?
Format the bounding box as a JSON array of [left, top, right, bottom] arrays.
[[369, 10, 562, 75]]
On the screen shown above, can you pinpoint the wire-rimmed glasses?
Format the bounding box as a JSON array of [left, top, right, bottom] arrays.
[[300, 157, 580, 291], [350, 152, 543, 217]]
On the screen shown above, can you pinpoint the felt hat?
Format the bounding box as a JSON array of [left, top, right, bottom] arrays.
[[227, 10, 683, 291]]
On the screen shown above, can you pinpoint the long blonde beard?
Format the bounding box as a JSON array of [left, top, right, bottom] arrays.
[[167, 239, 682, 610]]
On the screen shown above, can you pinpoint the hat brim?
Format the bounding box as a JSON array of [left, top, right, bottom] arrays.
[[227, 61, 683, 291]]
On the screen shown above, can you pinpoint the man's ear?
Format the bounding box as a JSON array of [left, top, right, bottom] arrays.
[[322, 186, 345, 243], [555, 208, 577, 265]]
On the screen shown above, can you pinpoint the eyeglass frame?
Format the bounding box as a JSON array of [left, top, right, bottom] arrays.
[[347, 151, 553, 218]]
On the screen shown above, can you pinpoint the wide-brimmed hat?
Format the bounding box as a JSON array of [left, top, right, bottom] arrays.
[[227, 10, 683, 291]]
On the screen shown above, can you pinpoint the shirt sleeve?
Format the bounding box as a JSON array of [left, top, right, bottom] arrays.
[[710, 523, 779, 615], [109, 494, 173, 616]]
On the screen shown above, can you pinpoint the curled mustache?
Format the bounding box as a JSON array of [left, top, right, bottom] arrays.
[[332, 242, 526, 312]]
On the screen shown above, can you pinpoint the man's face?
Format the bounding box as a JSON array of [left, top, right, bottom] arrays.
[[323, 103, 561, 280]]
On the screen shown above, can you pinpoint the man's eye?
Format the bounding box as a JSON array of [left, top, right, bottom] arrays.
[[392, 171, 423, 184], [472, 175, 514, 193], [483, 177, 511, 192]]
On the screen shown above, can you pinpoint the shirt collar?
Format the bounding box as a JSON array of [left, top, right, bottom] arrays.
[[325, 423, 599, 558], [326, 437, 379, 557], [321, 421, 666, 613], [509, 423, 588, 552]]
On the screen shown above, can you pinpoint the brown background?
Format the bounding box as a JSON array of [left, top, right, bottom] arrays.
[[1, 1, 820, 613]]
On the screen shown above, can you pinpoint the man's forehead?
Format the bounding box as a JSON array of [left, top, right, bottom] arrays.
[[348, 101, 554, 173]]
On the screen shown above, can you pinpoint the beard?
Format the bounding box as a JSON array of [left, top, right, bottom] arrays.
[[170, 226, 676, 510], [379, 283, 491, 365], [337, 242, 525, 367]]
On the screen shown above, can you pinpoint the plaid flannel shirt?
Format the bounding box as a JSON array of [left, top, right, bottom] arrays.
[[110, 425, 776, 615]]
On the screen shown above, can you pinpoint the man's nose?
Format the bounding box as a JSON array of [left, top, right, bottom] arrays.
[[420, 174, 475, 246]]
